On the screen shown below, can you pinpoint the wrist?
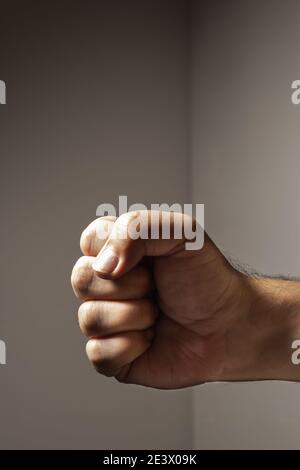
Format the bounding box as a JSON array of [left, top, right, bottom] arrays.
[[220, 274, 300, 382]]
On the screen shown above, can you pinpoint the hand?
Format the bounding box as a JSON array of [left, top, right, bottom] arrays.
[[71, 211, 300, 388]]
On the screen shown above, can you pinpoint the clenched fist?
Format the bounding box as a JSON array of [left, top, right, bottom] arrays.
[[71, 211, 300, 388]]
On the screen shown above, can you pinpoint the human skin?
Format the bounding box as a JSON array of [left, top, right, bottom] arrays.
[[71, 211, 300, 389]]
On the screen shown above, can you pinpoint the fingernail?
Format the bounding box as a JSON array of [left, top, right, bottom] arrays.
[[92, 248, 119, 274]]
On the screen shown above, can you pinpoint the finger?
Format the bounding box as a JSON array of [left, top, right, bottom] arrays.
[[92, 210, 202, 279], [71, 256, 152, 301], [86, 330, 154, 377], [80, 216, 117, 256], [78, 299, 157, 338]]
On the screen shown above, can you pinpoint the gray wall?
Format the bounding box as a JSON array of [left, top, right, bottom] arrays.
[[2, 0, 300, 450], [0, 0, 192, 449], [191, 0, 300, 449]]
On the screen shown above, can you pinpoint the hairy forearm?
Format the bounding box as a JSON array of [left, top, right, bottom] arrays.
[[221, 275, 300, 382]]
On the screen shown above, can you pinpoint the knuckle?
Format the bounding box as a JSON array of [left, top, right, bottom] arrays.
[[86, 339, 100, 363], [80, 227, 93, 255], [94, 217, 114, 242], [113, 212, 138, 240], [80, 218, 115, 254], [78, 302, 98, 337], [118, 212, 137, 226], [86, 340, 115, 377], [71, 257, 94, 299]]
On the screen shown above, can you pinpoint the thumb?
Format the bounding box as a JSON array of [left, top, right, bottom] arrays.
[[92, 210, 202, 279]]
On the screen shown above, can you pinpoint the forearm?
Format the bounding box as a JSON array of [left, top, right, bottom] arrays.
[[221, 275, 300, 382]]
